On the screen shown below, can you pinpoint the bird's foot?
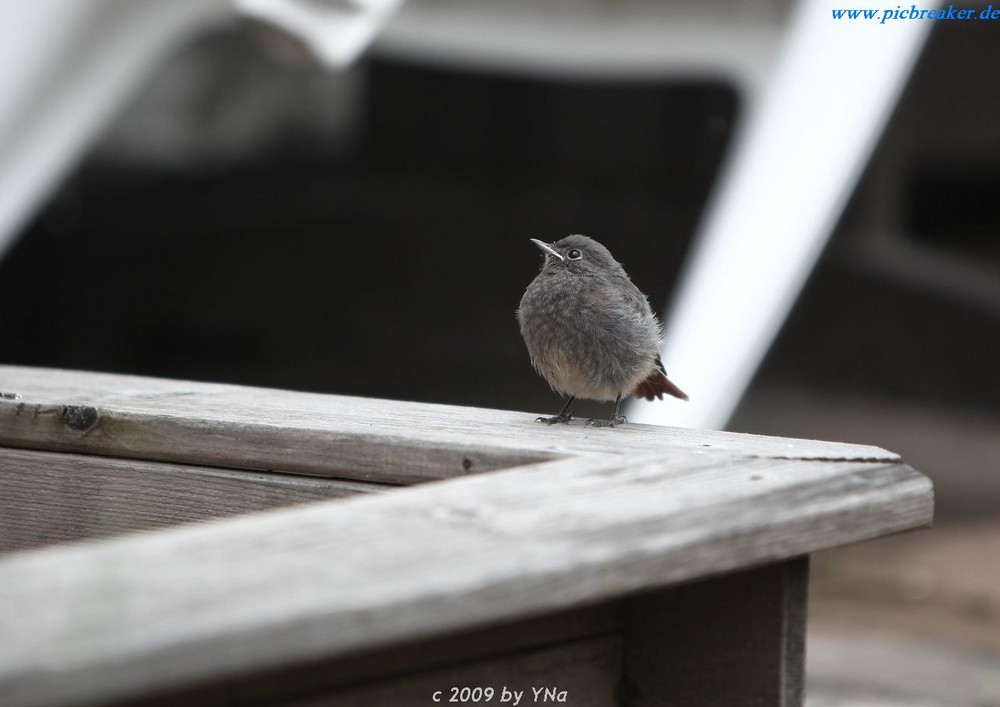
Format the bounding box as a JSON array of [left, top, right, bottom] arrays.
[[586, 415, 627, 428], [536, 413, 573, 425]]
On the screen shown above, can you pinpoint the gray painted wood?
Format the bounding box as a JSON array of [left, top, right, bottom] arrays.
[[0, 447, 381, 554], [621, 558, 809, 707], [0, 365, 899, 484]]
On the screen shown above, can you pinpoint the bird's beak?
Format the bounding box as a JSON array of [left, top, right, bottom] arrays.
[[530, 238, 564, 261]]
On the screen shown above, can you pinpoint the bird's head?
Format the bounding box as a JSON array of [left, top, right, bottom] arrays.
[[529, 234, 623, 277]]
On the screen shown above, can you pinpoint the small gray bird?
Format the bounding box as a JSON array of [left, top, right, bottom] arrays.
[[517, 234, 688, 427]]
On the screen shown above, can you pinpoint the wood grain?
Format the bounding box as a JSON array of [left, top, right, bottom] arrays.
[[296, 635, 621, 707], [0, 365, 899, 484], [622, 558, 808, 707], [0, 365, 934, 706], [0, 447, 382, 555], [0, 450, 931, 706], [127, 603, 621, 706]]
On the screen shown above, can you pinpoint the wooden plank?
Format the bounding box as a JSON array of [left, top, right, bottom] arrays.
[[0, 449, 932, 706], [305, 634, 622, 707], [621, 558, 808, 707], [0, 447, 382, 555], [128, 604, 620, 706], [0, 365, 898, 484], [130, 564, 806, 707]]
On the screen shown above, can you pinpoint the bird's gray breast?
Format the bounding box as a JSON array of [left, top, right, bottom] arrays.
[[518, 272, 661, 401]]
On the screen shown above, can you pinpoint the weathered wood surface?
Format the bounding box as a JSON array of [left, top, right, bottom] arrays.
[[298, 635, 621, 707], [0, 447, 381, 554], [130, 602, 621, 706], [0, 454, 930, 705], [622, 558, 808, 707], [123, 562, 805, 707], [0, 365, 899, 484], [0, 365, 934, 706]]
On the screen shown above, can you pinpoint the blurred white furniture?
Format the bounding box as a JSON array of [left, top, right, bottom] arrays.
[[379, 0, 931, 430], [627, 3, 932, 429], [0, 1, 228, 259], [0, 0, 931, 430]]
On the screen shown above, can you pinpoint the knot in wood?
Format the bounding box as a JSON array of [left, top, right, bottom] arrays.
[[60, 405, 99, 431]]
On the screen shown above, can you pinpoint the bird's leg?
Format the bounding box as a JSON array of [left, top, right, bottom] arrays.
[[586, 395, 628, 428], [536, 396, 575, 425]]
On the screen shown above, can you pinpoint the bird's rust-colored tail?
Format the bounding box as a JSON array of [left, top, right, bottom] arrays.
[[633, 372, 688, 401], [632, 355, 689, 401]]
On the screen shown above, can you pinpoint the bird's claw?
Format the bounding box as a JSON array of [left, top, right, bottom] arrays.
[[585, 415, 627, 428], [536, 414, 573, 425]]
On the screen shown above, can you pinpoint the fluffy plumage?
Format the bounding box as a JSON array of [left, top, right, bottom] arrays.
[[517, 234, 687, 426]]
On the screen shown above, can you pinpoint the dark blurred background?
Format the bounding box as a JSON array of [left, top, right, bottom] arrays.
[[0, 36, 731, 414], [2, 11, 999, 508], [1, 8, 999, 704], [3, 19, 998, 419]]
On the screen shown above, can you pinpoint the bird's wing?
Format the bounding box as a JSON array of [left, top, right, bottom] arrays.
[[654, 353, 668, 377], [611, 276, 654, 319]]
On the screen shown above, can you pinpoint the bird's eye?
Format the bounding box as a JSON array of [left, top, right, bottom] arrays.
[[567, 249, 583, 260]]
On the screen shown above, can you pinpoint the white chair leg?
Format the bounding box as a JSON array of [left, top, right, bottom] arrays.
[[630, 0, 932, 430]]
